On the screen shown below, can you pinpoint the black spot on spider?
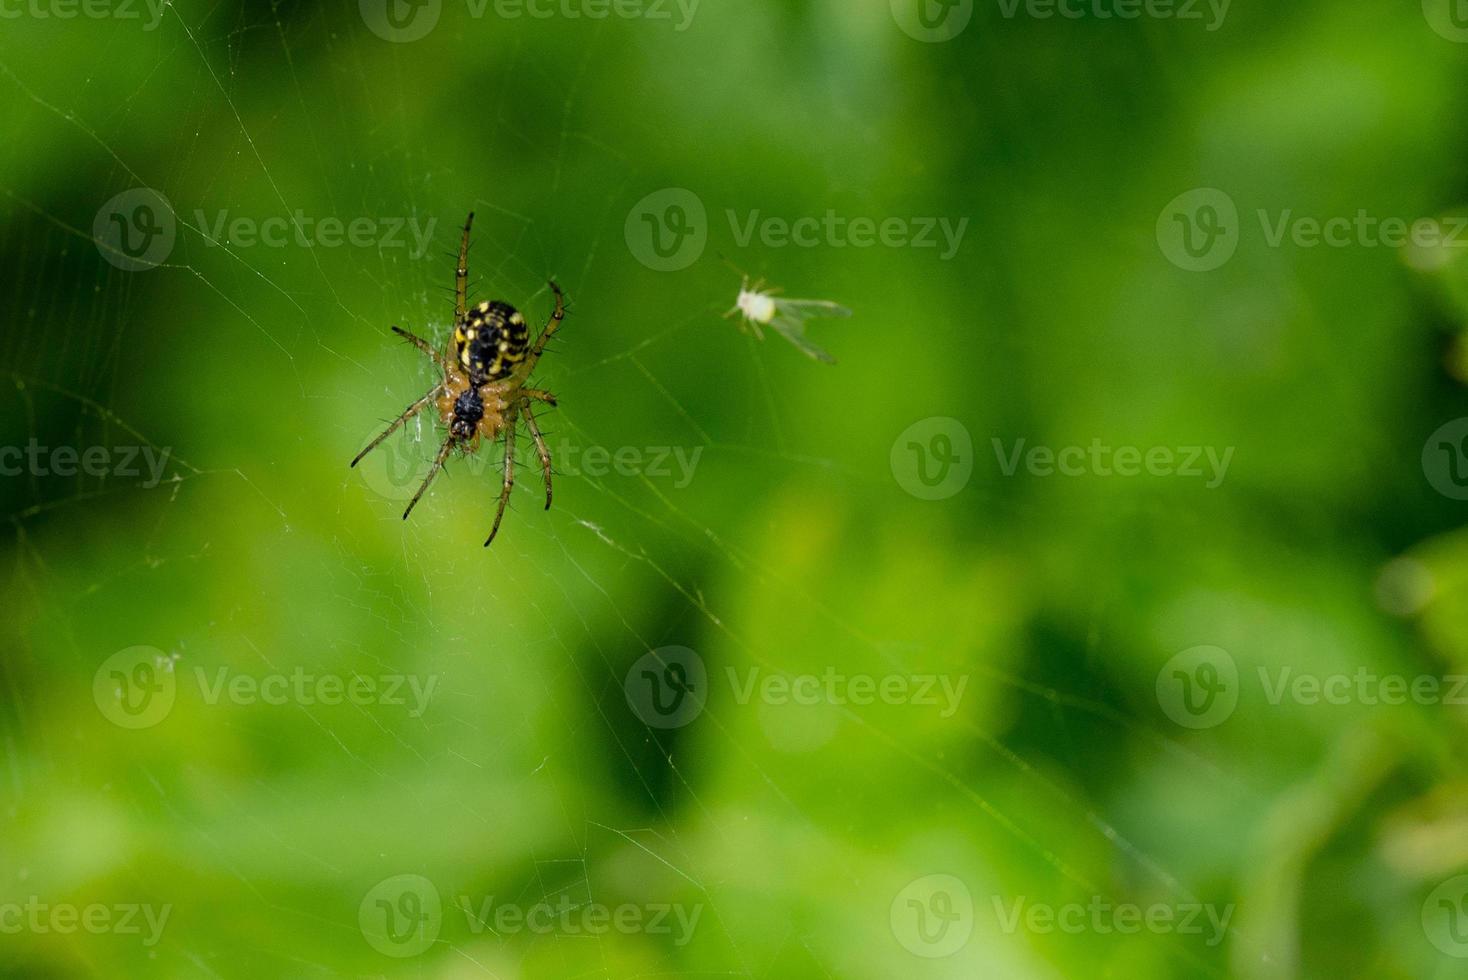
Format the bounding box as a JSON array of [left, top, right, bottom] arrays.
[[456, 300, 529, 382], [450, 387, 485, 439]]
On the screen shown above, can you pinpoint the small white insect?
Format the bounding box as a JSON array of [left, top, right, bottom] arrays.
[[726, 276, 851, 364]]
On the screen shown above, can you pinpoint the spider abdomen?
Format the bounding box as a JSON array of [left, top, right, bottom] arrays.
[[455, 300, 528, 382]]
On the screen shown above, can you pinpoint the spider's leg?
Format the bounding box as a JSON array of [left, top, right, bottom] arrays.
[[392, 326, 450, 375], [351, 387, 441, 467], [520, 387, 557, 406], [455, 211, 474, 321], [403, 436, 455, 521], [522, 281, 565, 373], [485, 412, 519, 547], [521, 403, 553, 510]]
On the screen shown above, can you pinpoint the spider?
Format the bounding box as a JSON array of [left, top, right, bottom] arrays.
[[351, 211, 564, 546]]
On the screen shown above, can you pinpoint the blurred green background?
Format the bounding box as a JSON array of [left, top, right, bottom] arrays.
[[6, 0, 1468, 976]]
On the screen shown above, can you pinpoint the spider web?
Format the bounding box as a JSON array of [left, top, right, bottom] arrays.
[[0, 2, 1374, 978]]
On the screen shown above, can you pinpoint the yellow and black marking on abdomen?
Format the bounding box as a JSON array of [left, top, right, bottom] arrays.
[[454, 300, 528, 382]]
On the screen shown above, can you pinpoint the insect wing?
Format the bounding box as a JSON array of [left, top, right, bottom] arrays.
[[776, 299, 853, 320], [768, 310, 837, 364]]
